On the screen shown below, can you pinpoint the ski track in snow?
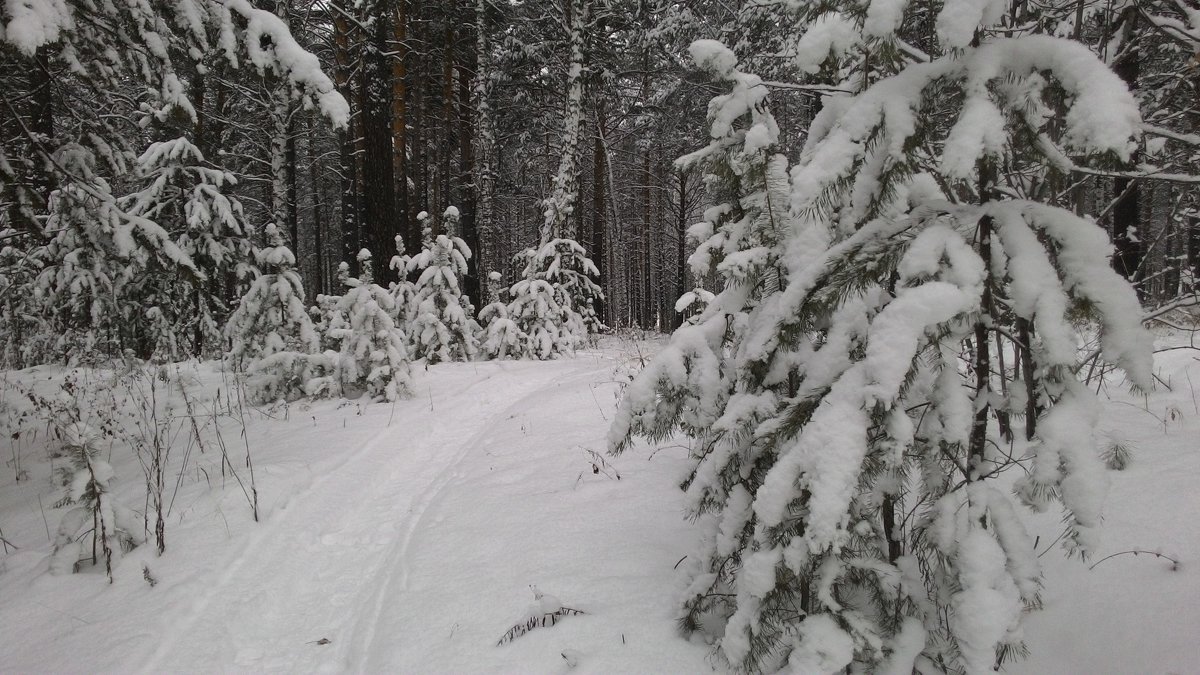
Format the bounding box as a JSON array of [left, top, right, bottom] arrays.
[[136, 357, 607, 673], [343, 360, 602, 672]]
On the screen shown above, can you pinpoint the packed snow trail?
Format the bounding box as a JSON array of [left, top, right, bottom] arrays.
[[133, 357, 621, 672]]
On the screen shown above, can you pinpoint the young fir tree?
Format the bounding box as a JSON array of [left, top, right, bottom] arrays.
[[309, 263, 351, 354], [478, 270, 525, 359], [536, 238, 605, 334], [223, 224, 319, 401], [610, 10, 1153, 673], [406, 208, 480, 363], [310, 250, 412, 401], [505, 239, 604, 359], [0, 238, 51, 366], [505, 251, 580, 360], [123, 136, 254, 358], [388, 234, 419, 333], [607, 36, 796, 666]]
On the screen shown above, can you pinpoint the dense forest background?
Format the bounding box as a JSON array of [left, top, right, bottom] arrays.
[[4, 1, 1200, 350]]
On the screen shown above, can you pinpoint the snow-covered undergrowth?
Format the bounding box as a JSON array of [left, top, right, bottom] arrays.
[[0, 336, 1195, 673]]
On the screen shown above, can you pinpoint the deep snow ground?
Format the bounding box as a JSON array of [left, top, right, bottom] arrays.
[[0, 338, 1197, 674], [0, 346, 711, 673], [1012, 344, 1200, 675]]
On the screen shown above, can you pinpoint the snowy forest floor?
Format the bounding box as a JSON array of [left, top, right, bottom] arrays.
[[0, 336, 1196, 673]]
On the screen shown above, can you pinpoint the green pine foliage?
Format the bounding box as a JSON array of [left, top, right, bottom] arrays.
[[610, 7, 1155, 673]]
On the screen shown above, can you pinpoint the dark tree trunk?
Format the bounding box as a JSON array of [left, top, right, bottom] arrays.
[[360, 2, 398, 272], [29, 46, 54, 209], [333, 6, 360, 273], [674, 166, 689, 328], [591, 108, 607, 325], [309, 122, 327, 295], [393, 0, 411, 258], [640, 147, 652, 328], [457, 13, 481, 310], [286, 117, 299, 252], [437, 17, 455, 231], [1111, 7, 1142, 294]]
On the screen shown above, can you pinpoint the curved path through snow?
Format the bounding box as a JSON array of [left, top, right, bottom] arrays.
[[137, 358, 608, 673]]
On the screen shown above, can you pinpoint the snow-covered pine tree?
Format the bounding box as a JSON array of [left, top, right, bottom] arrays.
[[388, 234, 418, 333], [607, 35, 797, 667], [310, 263, 351, 354], [406, 207, 480, 363], [610, 8, 1154, 672], [311, 250, 411, 401], [506, 240, 605, 359], [478, 270, 525, 359], [506, 238, 604, 359], [32, 148, 203, 362], [223, 224, 319, 401], [506, 269, 573, 359], [0, 238, 51, 366], [534, 238, 605, 335], [124, 136, 254, 358]]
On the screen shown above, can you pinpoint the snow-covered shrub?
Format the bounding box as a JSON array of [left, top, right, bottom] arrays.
[[28, 374, 148, 582], [507, 274, 579, 360], [0, 239, 52, 367], [478, 304, 524, 360], [124, 136, 254, 357], [610, 21, 1153, 674], [309, 250, 411, 401], [388, 234, 418, 332], [3, 134, 260, 367], [225, 224, 319, 367], [223, 224, 320, 402], [477, 270, 524, 360], [30, 153, 203, 363], [406, 208, 480, 363], [534, 238, 604, 335], [50, 422, 144, 580], [310, 264, 349, 353], [505, 239, 603, 359], [0, 0, 346, 367]]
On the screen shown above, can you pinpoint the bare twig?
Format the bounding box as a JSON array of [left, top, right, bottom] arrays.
[[1088, 549, 1180, 571]]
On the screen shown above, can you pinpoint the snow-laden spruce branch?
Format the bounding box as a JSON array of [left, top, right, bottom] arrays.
[[0, 0, 348, 127]]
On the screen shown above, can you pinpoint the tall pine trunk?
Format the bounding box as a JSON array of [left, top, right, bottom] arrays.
[[457, 8, 480, 309], [392, 0, 411, 257], [1111, 7, 1142, 295], [591, 107, 607, 323], [360, 0, 398, 269], [333, 4, 360, 269]]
